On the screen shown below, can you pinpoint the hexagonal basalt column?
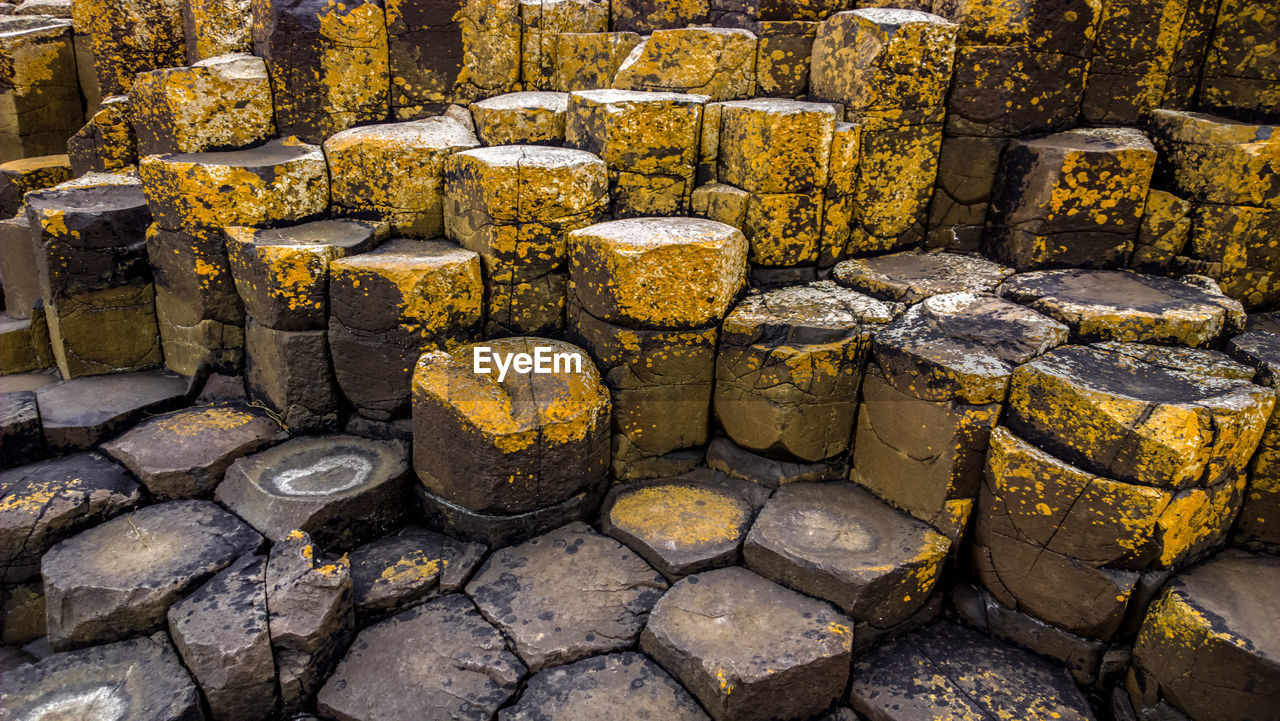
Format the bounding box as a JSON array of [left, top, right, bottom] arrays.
[[1227, 327, 1280, 552], [145, 224, 244, 375], [445, 145, 607, 335], [470, 91, 569, 146], [217, 435, 412, 548], [612, 27, 757, 101], [715, 281, 898, 464], [129, 53, 275, 156], [324, 117, 480, 239], [0, 17, 83, 162], [412, 337, 609, 522], [832, 250, 1013, 304], [76, 0, 185, 96], [0, 154, 71, 218], [66, 96, 138, 176], [25, 177, 161, 378], [519, 0, 607, 90], [182, 0, 253, 61], [550, 31, 641, 92], [251, 0, 389, 142], [566, 89, 706, 218], [984, 128, 1157, 271], [328, 238, 483, 419]]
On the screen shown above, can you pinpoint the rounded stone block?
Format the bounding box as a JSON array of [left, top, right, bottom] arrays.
[[601, 479, 755, 581], [745, 482, 950, 628], [569, 216, 747, 329], [138, 137, 329, 232], [412, 337, 610, 515], [328, 238, 483, 419], [1000, 269, 1246, 347], [465, 522, 668, 672], [216, 435, 411, 548], [873, 291, 1069, 405], [833, 250, 1014, 303], [41, 499, 263, 650], [225, 218, 386, 331], [1007, 343, 1274, 490], [323, 117, 480, 239], [640, 566, 853, 721], [1130, 550, 1280, 721], [500, 652, 710, 721], [715, 281, 898, 462], [0, 633, 203, 721], [470, 91, 569, 145]]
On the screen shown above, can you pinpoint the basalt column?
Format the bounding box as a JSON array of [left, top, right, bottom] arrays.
[[568, 216, 747, 480], [444, 144, 608, 335], [138, 137, 330, 375], [0, 17, 83, 163], [74, 0, 185, 96]]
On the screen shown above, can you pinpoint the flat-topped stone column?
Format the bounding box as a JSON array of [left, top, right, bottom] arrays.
[[0, 17, 84, 162]]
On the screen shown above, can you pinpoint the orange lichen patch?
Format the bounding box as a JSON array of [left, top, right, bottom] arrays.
[[519, 0, 608, 91], [609, 485, 749, 548], [612, 27, 757, 101], [150, 406, 257, 436], [1154, 476, 1245, 567], [0, 482, 59, 514], [374, 554, 446, 588], [330, 239, 484, 337]]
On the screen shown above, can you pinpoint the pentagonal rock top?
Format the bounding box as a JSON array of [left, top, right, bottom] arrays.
[[832, 250, 1014, 303]]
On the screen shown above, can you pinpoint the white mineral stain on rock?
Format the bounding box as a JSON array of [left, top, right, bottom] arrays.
[[270, 454, 373, 496], [20, 684, 129, 721]]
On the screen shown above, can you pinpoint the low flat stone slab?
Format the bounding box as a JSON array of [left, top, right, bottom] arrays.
[[465, 521, 667, 671], [35, 370, 192, 450], [217, 435, 411, 548], [849, 621, 1093, 721], [601, 479, 754, 580], [41, 499, 263, 650], [167, 554, 276, 721], [102, 403, 287, 499], [744, 482, 950, 628], [833, 250, 1013, 303], [641, 566, 854, 721], [0, 633, 203, 721], [348, 526, 488, 620], [317, 594, 526, 721], [0, 391, 42, 467], [500, 652, 710, 721], [1131, 550, 1280, 721], [1, 452, 141, 584], [999, 269, 1244, 347]]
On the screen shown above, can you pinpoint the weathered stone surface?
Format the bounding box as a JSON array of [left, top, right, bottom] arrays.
[[833, 250, 1013, 303], [1080, 0, 1184, 125], [1198, 0, 1280, 121], [715, 282, 896, 462], [641, 566, 853, 721], [217, 434, 410, 548], [42, 499, 263, 650], [265, 529, 354, 710], [26, 178, 162, 378], [601, 479, 754, 580], [317, 594, 525, 721], [348, 525, 487, 619], [519, 0, 607, 90], [167, 554, 276, 721], [706, 434, 846, 486], [0, 307, 52, 373], [568, 299, 717, 478], [471, 91, 570, 145], [849, 621, 1094, 721], [755, 20, 817, 98], [227, 219, 386, 331], [0, 633, 203, 721], [569, 216, 747, 329], [1178, 202, 1280, 311], [0, 452, 140, 584], [0, 17, 83, 163], [415, 481, 605, 547], [0, 390, 42, 465], [1149, 110, 1280, 210], [139, 137, 329, 233], [130, 53, 274, 156], [1007, 343, 1272, 491], [251, 0, 388, 142], [244, 319, 340, 433], [745, 482, 949, 627], [445, 145, 607, 334], [565, 89, 707, 217], [102, 403, 286, 500], [846, 117, 944, 256], [1000, 269, 1246, 346], [412, 337, 609, 514], [0, 214, 39, 319], [613, 27, 756, 101], [328, 238, 483, 419], [0, 580, 43, 644], [874, 292, 1069, 405], [146, 224, 244, 375], [66, 96, 138, 176], [182, 0, 251, 61], [35, 370, 191, 450], [466, 522, 667, 671], [0, 155, 70, 218], [384, 0, 520, 118], [1130, 550, 1280, 721], [611, 0, 706, 33], [1228, 329, 1280, 552], [551, 30, 642, 92], [945, 45, 1088, 138], [925, 135, 1008, 251], [984, 128, 1157, 271], [1130, 189, 1192, 272], [76, 0, 184, 96], [501, 651, 710, 721], [324, 117, 480, 239]]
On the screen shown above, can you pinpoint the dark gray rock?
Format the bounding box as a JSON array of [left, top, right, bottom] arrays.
[[244, 319, 340, 433], [465, 522, 667, 672], [348, 525, 488, 621], [833, 250, 1013, 303], [35, 370, 192, 450], [415, 482, 606, 549], [0, 390, 43, 467], [500, 651, 710, 721], [705, 435, 846, 486]]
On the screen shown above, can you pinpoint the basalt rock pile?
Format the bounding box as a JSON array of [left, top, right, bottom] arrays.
[[0, 1, 1278, 720]]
